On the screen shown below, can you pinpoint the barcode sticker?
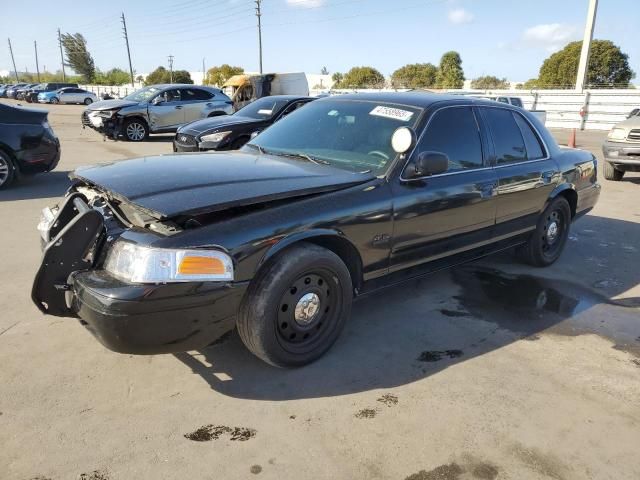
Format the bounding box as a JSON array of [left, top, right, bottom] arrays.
[[370, 106, 414, 122]]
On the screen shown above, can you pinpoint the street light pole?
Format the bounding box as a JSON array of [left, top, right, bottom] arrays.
[[255, 0, 263, 74], [575, 0, 598, 91]]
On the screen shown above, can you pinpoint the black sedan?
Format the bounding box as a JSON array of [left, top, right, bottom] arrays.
[[0, 103, 60, 189], [173, 95, 314, 152], [32, 92, 600, 367]]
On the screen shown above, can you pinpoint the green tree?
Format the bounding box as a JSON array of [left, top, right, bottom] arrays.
[[331, 72, 343, 87], [470, 75, 509, 89], [95, 68, 131, 85], [205, 64, 244, 86], [436, 51, 465, 89], [339, 66, 385, 88], [61, 33, 96, 82], [537, 40, 635, 88], [321, 66, 329, 75], [521, 78, 540, 89], [391, 63, 437, 88], [144, 67, 193, 85]]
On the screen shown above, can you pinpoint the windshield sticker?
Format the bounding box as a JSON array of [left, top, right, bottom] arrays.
[[370, 106, 414, 122], [258, 109, 273, 115]]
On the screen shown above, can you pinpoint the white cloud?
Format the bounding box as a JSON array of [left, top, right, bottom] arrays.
[[523, 23, 578, 52], [448, 8, 474, 25], [286, 0, 325, 7]]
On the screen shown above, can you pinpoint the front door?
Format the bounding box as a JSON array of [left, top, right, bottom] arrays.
[[148, 89, 185, 130], [390, 105, 498, 272], [479, 106, 557, 238]]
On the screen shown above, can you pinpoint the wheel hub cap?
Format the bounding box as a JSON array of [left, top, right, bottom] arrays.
[[547, 221, 559, 243], [294, 293, 320, 325], [127, 123, 145, 140]]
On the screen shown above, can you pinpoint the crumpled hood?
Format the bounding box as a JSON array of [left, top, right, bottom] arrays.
[[71, 151, 374, 219], [177, 115, 256, 136], [86, 99, 140, 111]]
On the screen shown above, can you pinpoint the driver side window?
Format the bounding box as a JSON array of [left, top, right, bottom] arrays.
[[415, 107, 484, 172]]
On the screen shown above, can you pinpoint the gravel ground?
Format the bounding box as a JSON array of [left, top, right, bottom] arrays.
[[1, 100, 639, 480]]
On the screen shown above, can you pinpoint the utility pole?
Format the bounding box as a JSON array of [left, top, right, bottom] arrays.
[[121, 12, 135, 87], [7, 38, 19, 81], [202, 57, 206, 85], [168, 55, 174, 83], [34, 40, 41, 82], [57, 28, 66, 81], [255, 0, 263, 74], [575, 0, 598, 91]]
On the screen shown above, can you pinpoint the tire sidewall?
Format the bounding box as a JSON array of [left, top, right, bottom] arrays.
[[0, 150, 16, 190], [527, 197, 572, 266], [239, 243, 353, 367], [123, 118, 149, 142]]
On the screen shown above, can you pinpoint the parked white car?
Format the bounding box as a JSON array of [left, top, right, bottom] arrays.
[[41, 87, 98, 105]]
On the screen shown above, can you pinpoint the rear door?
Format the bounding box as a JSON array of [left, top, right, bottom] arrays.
[[389, 105, 498, 271], [148, 89, 185, 130], [479, 106, 557, 238], [181, 88, 214, 122]]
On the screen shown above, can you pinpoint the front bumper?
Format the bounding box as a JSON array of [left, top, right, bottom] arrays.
[[32, 193, 248, 354], [602, 140, 640, 171]]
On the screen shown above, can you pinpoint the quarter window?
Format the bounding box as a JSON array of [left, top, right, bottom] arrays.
[[416, 106, 484, 172], [513, 113, 545, 160], [483, 108, 527, 165]]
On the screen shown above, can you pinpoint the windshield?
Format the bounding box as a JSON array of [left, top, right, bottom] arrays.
[[235, 97, 291, 120], [250, 98, 422, 175], [124, 86, 162, 102]]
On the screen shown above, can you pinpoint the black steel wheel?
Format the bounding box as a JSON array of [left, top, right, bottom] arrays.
[[519, 196, 571, 267], [238, 242, 352, 367]]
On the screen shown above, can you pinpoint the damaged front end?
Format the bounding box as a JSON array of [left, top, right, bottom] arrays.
[[81, 109, 122, 140]]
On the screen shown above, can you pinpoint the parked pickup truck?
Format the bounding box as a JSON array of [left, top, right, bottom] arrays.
[[81, 84, 234, 141], [602, 115, 640, 181], [222, 73, 309, 111], [32, 93, 599, 367]]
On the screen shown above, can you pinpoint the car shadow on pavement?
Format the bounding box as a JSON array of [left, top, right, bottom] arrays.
[[174, 215, 640, 401], [0, 171, 72, 201]]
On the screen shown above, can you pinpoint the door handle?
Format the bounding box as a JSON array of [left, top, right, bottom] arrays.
[[175, 105, 183, 109]]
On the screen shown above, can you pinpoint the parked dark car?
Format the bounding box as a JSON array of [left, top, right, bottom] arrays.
[[174, 95, 315, 152], [0, 103, 60, 189], [15, 83, 39, 100], [5, 83, 28, 99], [32, 92, 600, 366], [25, 82, 79, 103]]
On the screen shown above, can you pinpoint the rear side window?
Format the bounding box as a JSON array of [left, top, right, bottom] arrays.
[[483, 108, 526, 165], [417, 106, 484, 172], [183, 88, 213, 100], [514, 113, 545, 160], [510, 98, 524, 108]]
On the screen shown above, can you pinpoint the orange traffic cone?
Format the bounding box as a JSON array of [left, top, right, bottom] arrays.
[[568, 128, 576, 148]]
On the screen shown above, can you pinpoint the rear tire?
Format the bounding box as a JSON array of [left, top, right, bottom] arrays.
[[237, 243, 353, 367], [84, 97, 93, 105], [518, 196, 571, 267], [603, 161, 624, 181], [0, 150, 16, 190], [122, 118, 149, 142], [50, 97, 59, 104]]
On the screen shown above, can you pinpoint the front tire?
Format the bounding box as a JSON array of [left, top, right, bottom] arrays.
[[84, 97, 93, 105], [237, 243, 353, 367], [50, 97, 59, 104], [0, 150, 16, 190], [519, 196, 571, 267], [603, 161, 624, 181], [122, 118, 149, 142]]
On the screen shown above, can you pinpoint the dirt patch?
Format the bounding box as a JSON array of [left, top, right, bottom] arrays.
[[511, 443, 567, 480], [184, 425, 257, 442], [78, 470, 109, 480], [355, 408, 377, 419], [377, 393, 399, 407], [418, 350, 463, 362], [405, 463, 464, 480], [250, 465, 262, 474]]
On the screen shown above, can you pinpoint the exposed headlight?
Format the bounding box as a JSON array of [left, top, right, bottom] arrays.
[[608, 128, 628, 141], [95, 109, 119, 119], [104, 241, 234, 283], [200, 131, 232, 143]]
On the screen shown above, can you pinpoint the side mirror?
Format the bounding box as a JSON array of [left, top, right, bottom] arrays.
[[407, 151, 449, 178]]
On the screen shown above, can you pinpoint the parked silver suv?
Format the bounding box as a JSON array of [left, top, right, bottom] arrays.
[[81, 84, 234, 141]]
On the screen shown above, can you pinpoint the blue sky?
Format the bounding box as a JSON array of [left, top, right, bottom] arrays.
[[1, 0, 638, 82]]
